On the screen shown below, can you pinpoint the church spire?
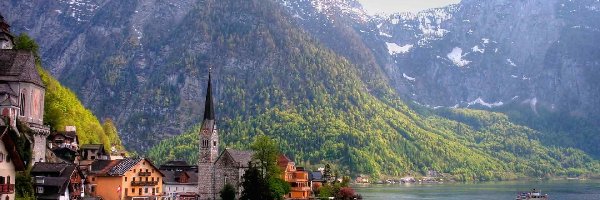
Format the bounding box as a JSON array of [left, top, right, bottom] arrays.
[[203, 69, 215, 120]]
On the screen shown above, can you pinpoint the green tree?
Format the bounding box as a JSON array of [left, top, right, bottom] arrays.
[[220, 183, 236, 200], [102, 118, 125, 152], [250, 134, 281, 178], [13, 33, 39, 58], [268, 176, 290, 200], [240, 163, 272, 200], [15, 171, 34, 199]]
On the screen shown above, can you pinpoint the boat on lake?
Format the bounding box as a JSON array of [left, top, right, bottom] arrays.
[[515, 189, 548, 200]]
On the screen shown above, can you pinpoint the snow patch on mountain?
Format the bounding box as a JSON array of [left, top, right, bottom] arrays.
[[60, 0, 100, 22], [403, 73, 416, 81], [467, 97, 504, 108], [507, 59, 517, 66], [387, 43, 413, 54], [472, 45, 484, 53], [447, 47, 471, 67]]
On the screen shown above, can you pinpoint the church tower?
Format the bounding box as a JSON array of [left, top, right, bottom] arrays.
[[198, 71, 219, 199]]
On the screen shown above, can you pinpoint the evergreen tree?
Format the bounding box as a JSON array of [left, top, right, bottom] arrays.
[[240, 163, 272, 200], [219, 183, 236, 200]]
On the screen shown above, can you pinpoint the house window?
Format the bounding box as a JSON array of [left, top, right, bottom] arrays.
[[134, 169, 136, 173], [0, 176, 5, 184], [138, 188, 142, 195], [132, 188, 134, 193], [125, 177, 127, 181], [144, 187, 148, 193], [20, 94, 25, 116], [146, 169, 149, 172], [213, 141, 217, 147], [91, 186, 95, 193], [36, 186, 44, 194], [0, 153, 3, 162], [7, 176, 9, 184]]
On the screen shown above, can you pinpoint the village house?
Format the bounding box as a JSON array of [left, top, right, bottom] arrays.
[[0, 118, 26, 200], [86, 158, 164, 200], [308, 171, 324, 194], [31, 162, 83, 200], [278, 154, 310, 199], [161, 170, 198, 200], [80, 144, 109, 161], [48, 126, 79, 163], [160, 160, 198, 199], [0, 13, 50, 164]]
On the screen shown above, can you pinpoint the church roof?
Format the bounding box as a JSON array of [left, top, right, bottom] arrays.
[[216, 149, 254, 167], [203, 72, 215, 120], [227, 149, 254, 167], [0, 50, 44, 87]]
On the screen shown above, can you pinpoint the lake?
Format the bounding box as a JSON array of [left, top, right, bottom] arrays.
[[354, 180, 600, 200]]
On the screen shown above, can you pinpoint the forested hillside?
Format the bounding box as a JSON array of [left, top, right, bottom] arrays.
[[147, 0, 599, 180]]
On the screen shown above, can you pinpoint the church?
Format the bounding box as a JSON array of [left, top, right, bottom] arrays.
[[197, 72, 254, 200], [0, 13, 50, 164]]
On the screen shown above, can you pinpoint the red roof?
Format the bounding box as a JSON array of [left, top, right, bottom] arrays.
[[277, 154, 292, 169]]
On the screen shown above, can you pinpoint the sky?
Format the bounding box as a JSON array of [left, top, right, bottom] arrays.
[[357, 0, 461, 14]]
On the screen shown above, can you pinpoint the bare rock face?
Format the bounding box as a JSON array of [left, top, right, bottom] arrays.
[[370, 0, 600, 121]]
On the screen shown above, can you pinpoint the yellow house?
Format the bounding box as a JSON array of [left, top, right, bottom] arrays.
[[87, 158, 164, 200]]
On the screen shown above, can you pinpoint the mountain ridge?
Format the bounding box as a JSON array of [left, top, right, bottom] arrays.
[[2, 0, 599, 178]]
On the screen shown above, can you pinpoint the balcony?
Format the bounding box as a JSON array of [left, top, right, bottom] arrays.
[[291, 186, 311, 192], [0, 184, 15, 194], [131, 181, 158, 186], [138, 172, 151, 176]]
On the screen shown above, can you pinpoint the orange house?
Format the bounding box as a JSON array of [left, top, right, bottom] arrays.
[[278, 155, 310, 199], [87, 158, 164, 200]]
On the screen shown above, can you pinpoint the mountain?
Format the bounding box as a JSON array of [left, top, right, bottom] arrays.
[[2, 0, 599, 178], [370, 0, 600, 156]]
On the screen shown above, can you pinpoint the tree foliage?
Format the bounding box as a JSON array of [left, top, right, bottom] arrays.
[[220, 183, 236, 200], [240, 164, 273, 200]]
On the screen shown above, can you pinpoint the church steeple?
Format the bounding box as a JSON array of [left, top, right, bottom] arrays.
[[203, 72, 215, 120], [198, 68, 219, 199]]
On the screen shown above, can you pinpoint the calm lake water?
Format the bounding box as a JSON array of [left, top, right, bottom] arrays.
[[354, 180, 600, 200]]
